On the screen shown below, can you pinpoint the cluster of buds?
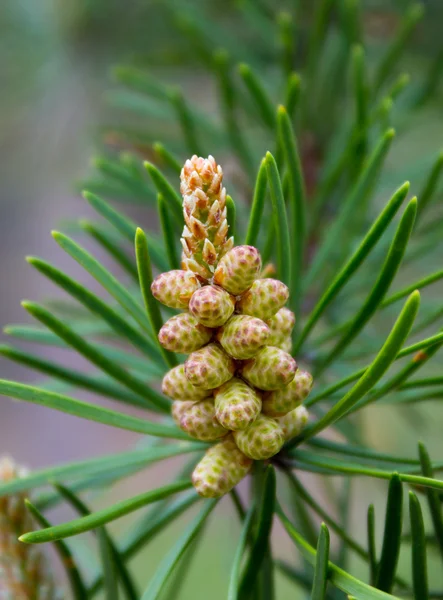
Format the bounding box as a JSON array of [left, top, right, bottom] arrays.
[[0, 457, 55, 599], [151, 156, 313, 498]]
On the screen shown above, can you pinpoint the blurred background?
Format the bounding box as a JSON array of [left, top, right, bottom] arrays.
[[1, 0, 443, 597]]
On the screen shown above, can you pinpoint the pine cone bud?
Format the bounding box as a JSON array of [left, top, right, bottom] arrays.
[[213, 245, 261, 295], [267, 308, 295, 346], [214, 377, 262, 431], [162, 365, 211, 401], [261, 369, 313, 416], [216, 315, 270, 360], [236, 278, 289, 320], [240, 346, 297, 391], [279, 336, 293, 353], [233, 415, 285, 460], [171, 399, 190, 425], [158, 313, 212, 354], [192, 436, 252, 498], [184, 343, 235, 389], [260, 263, 276, 278], [151, 269, 200, 309], [0, 457, 55, 599], [172, 399, 228, 441], [180, 155, 233, 280], [276, 405, 309, 441], [189, 285, 235, 327]]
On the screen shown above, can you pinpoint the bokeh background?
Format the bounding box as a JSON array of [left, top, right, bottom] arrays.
[[1, 1, 443, 597]]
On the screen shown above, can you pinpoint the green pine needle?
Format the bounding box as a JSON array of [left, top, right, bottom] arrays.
[[20, 480, 193, 544]]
